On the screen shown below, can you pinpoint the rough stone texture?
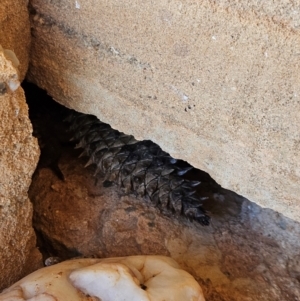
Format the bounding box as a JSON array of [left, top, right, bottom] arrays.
[[27, 0, 300, 222], [0, 1, 42, 291], [29, 147, 300, 301], [0, 0, 31, 80]]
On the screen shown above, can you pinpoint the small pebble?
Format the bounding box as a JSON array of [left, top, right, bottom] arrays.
[[45, 256, 62, 266]]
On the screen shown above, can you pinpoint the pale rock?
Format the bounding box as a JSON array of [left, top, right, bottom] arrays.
[[0, 256, 205, 301], [70, 262, 150, 301]]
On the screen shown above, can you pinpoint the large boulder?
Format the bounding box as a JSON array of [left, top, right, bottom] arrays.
[[0, 0, 42, 290], [27, 0, 300, 222]]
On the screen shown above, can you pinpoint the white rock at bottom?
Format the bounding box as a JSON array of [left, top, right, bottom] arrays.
[[0, 255, 205, 301]]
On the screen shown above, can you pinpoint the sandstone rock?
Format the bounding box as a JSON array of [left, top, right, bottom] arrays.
[[0, 1, 42, 290], [27, 0, 300, 222]]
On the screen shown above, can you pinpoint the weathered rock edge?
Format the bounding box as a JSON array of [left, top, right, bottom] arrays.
[[27, 0, 300, 221]]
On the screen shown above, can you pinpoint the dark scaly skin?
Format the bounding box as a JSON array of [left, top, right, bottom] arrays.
[[66, 111, 210, 226]]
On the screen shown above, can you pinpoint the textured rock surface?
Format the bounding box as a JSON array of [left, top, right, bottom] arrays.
[[29, 146, 300, 300], [0, 0, 31, 80], [27, 0, 300, 222], [0, 1, 42, 291]]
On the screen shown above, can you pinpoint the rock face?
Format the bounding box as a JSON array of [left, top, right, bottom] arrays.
[[27, 0, 300, 222], [29, 145, 300, 301], [0, 0, 42, 291]]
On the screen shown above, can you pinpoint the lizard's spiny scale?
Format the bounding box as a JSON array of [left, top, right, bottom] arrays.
[[66, 110, 210, 225]]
